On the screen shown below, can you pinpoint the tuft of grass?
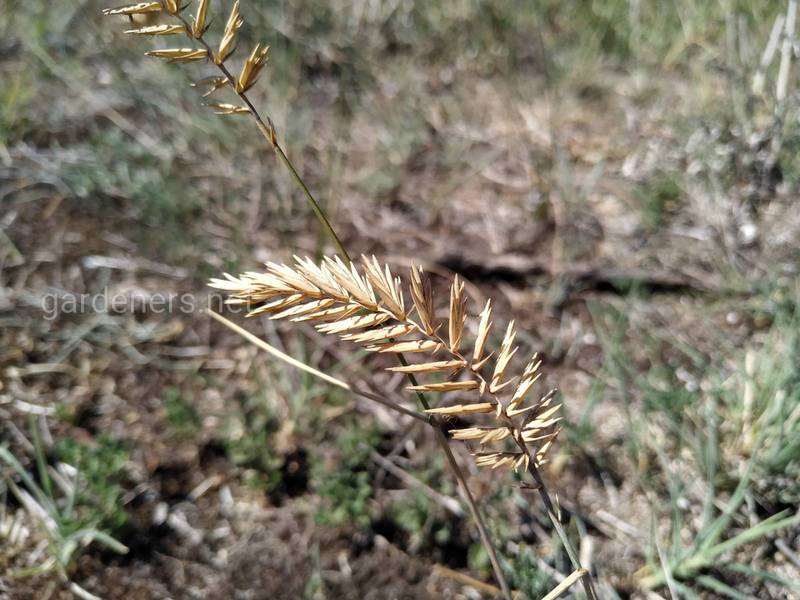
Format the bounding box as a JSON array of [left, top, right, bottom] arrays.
[[583, 287, 800, 597], [0, 421, 128, 596], [635, 171, 683, 232], [504, 544, 557, 600], [222, 394, 285, 492], [52, 435, 130, 536]]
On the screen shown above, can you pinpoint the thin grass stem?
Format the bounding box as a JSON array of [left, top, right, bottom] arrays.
[[151, 6, 512, 596]]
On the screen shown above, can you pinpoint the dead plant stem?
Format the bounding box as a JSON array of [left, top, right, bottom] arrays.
[[173, 10, 512, 597]]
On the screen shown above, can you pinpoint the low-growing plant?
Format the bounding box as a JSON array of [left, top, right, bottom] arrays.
[[53, 435, 130, 535], [312, 423, 378, 529], [0, 422, 128, 599], [162, 386, 203, 439]]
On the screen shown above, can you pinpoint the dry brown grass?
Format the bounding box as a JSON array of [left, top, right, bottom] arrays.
[[209, 255, 562, 473], [99, 2, 602, 598]]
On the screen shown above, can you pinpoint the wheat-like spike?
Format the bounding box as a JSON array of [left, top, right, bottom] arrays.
[[217, 0, 243, 64], [449, 275, 466, 353], [237, 43, 270, 93], [409, 263, 436, 335], [191, 0, 211, 38], [145, 48, 209, 62], [125, 24, 185, 35], [105, 9, 578, 592], [102, 2, 162, 16], [103, 0, 278, 146], [209, 255, 563, 471]]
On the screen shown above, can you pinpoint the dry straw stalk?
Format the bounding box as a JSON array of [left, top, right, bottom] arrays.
[[103, 2, 598, 598]]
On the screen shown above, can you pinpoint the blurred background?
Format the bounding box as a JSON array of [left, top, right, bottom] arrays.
[[1, 1, 799, 598]]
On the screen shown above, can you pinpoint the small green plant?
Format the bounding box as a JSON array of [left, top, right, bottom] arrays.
[[391, 489, 453, 552], [53, 436, 130, 535], [162, 386, 203, 438], [635, 172, 682, 232], [311, 423, 377, 528], [0, 422, 128, 598], [220, 384, 284, 491], [224, 425, 284, 491], [505, 544, 557, 600]]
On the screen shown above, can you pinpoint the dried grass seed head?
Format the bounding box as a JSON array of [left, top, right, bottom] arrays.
[[192, 0, 211, 38], [217, 0, 243, 64], [237, 43, 270, 93], [209, 255, 563, 471]]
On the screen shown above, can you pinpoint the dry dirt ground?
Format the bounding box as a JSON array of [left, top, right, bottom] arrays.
[[2, 2, 800, 599]]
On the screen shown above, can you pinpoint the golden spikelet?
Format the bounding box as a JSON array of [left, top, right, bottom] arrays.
[[217, 0, 243, 64], [144, 48, 208, 62], [104, 0, 279, 127], [473, 299, 492, 365], [448, 275, 466, 353], [409, 263, 436, 335], [491, 322, 518, 393], [192, 0, 211, 38], [387, 359, 466, 374], [209, 255, 562, 471], [237, 44, 270, 93], [125, 24, 185, 35], [102, 2, 162, 16]]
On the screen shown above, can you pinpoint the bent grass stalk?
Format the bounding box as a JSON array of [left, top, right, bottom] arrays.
[[103, 2, 596, 598]]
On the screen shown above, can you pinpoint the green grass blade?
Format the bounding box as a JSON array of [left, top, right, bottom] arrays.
[[0, 446, 58, 517], [705, 512, 800, 561], [670, 580, 703, 600], [58, 528, 128, 566], [695, 575, 751, 600], [723, 562, 800, 591], [695, 453, 755, 552]]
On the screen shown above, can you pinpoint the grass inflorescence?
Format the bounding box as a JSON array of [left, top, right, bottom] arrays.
[[100, 1, 597, 597]]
